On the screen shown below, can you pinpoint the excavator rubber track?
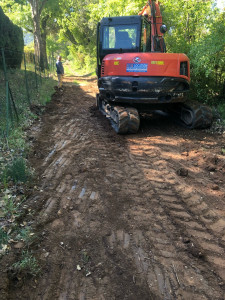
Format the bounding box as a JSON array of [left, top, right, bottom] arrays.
[[126, 107, 140, 134], [96, 95, 212, 133], [96, 95, 140, 134], [169, 102, 213, 129]]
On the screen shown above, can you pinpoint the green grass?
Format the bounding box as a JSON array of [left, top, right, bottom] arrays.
[[0, 157, 32, 189], [0, 168, 9, 189], [0, 66, 56, 189], [0, 189, 39, 272], [0, 227, 9, 250], [217, 103, 225, 124], [38, 74, 56, 105], [1, 189, 26, 219], [6, 157, 29, 183], [2, 192, 16, 218], [12, 250, 40, 276], [63, 58, 95, 76], [5, 128, 27, 151], [15, 226, 35, 243], [0, 68, 56, 135], [0, 64, 55, 276]]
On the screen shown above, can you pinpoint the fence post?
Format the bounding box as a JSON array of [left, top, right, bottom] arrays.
[[43, 59, 46, 78], [33, 54, 38, 89], [1, 48, 10, 136], [24, 52, 31, 105], [9, 86, 19, 122], [52, 53, 55, 75], [38, 57, 42, 86], [47, 57, 50, 77], [5, 81, 10, 136]]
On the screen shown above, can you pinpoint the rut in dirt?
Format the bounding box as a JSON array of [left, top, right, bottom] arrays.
[[7, 80, 225, 300]]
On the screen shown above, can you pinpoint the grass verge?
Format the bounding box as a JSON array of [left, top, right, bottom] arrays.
[[0, 67, 56, 278]]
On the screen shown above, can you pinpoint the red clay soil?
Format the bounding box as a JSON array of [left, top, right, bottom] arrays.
[[2, 75, 225, 299]]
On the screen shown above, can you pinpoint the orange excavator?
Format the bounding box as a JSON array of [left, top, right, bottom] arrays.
[[96, 0, 212, 133]]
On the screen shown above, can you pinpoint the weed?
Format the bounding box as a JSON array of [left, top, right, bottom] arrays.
[[45, 96, 51, 103], [5, 157, 31, 183], [217, 103, 225, 124], [2, 192, 16, 218], [15, 227, 36, 247], [0, 168, 9, 189], [12, 250, 40, 276], [39, 77, 56, 105], [0, 227, 9, 249], [1, 190, 25, 219], [81, 250, 90, 264]]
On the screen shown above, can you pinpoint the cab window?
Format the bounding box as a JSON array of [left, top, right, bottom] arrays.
[[103, 25, 138, 49]]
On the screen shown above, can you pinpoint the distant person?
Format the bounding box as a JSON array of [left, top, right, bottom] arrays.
[[56, 55, 64, 88]]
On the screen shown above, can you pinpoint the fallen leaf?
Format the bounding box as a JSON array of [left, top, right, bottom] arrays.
[[1, 244, 8, 251], [14, 242, 24, 249], [77, 265, 82, 271]]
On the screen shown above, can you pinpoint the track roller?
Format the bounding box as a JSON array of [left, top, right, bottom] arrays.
[[126, 107, 140, 133], [109, 106, 140, 134], [96, 95, 140, 134], [110, 106, 129, 134]]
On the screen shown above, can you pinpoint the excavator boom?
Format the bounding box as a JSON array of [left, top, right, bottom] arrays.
[[139, 0, 166, 52]]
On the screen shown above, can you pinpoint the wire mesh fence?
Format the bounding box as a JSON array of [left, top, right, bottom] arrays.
[[0, 47, 56, 138]]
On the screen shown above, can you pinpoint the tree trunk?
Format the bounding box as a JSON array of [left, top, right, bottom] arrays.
[[41, 30, 48, 69], [41, 15, 49, 69], [28, 0, 47, 70]]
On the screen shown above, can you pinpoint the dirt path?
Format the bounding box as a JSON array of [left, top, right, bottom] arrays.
[[7, 76, 225, 299]]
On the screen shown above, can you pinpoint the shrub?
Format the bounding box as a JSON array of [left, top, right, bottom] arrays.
[[3, 157, 30, 183], [0, 6, 24, 68]]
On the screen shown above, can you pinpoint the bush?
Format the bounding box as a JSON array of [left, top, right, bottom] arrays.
[[1, 157, 30, 184], [0, 6, 24, 68], [189, 17, 225, 105]]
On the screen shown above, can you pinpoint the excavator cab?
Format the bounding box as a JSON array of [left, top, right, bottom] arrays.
[[97, 15, 159, 78]]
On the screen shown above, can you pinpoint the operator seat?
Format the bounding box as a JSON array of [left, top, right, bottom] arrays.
[[115, 31, 133, 49]]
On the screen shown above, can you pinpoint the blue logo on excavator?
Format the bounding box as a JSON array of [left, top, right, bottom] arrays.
[[133, 57, 141, 63]]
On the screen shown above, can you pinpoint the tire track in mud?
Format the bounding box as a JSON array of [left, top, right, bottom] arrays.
[[126, 135, 225, 283], [10, 83, 225, 300], [32, 95, 156, 299], [120, 148, 224, 299]]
